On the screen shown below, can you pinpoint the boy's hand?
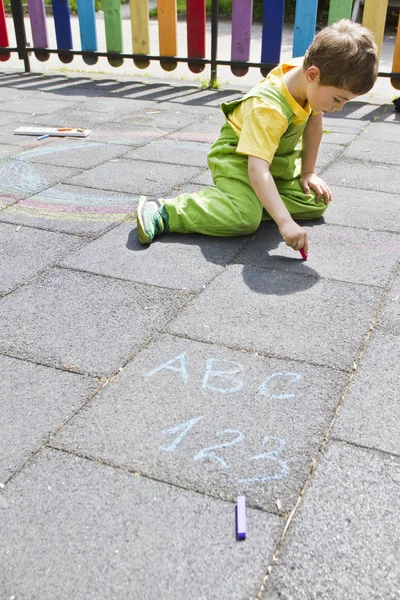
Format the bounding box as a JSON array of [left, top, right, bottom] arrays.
[[279, 218, 308, 255], [300, 172, 332, 204]]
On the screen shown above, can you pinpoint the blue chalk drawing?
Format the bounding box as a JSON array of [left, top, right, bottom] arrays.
[[159, 416, 204, 452], [238, 436, 288, 484], [259, 371, 302, 399], [146, 352, 188, 384], [193, 429, 244, 469], [202, 358, 244, 394]]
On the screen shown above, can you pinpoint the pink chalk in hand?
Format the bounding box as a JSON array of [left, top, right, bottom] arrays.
[[299, 248, 308, 260]]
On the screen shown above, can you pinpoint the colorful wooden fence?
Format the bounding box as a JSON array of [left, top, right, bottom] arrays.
[[0, 0, 399, 86]]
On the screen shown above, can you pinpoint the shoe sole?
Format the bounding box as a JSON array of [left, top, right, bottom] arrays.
[[137, 195, 151, 244]]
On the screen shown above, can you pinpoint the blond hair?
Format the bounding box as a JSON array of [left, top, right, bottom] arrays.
[[304, 19, 379, 95]]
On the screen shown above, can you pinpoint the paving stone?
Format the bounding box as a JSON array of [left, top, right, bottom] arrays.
[[331, 101, 385, 121], [343, 138, 400, 165], [60, 222, 250, 291], [52, 335, 347, 512], [263, 441, 400, 600], [320, 130, 358, 145], [321, 158, 400, 194], [0, 157, 81, 200], [358, 120, 400, 143], [331, 330, 400, 455], [0, 268, 189, 377], [191, 168, 214, 186], [0, 86, 35, 100], [88, 123, 168, 145], [72, 96, 155, 114], [0, 223, 85, 295], [119, 105, 203, 130], [234, 221, 400, 287], [26, 108, 117, 128], [0, 184, 137, 236], [23, 139, 133, 169], [0, 122, 54, 146], [375, 271, 400, 335], [0, 448, 283, 600], [125, 139, 209, 167], [324, 186, 400, 233], [0, 194, 19, 209], [168, 264, 382, 371], [320, 115, 368, 132], [0, 356, 99, 482], [315, 143, 344, 171], [0, 143, 21, 158], [375, 105, 400, 122], [0, 96, 78, 114], [69, 159, 201, 195]]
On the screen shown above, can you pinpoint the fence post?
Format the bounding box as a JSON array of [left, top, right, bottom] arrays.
[[10, 0, 30, 72], [210, 0, 218, 86]]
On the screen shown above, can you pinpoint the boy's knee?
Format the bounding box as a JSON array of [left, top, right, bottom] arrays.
[[238, 213, 261, 234]]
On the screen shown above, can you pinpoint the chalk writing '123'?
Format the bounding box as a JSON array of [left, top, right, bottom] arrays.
[[159, 417, 288, 484]]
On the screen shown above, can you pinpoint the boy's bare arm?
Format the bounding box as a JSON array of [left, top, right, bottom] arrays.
[[248, 155, 308, 254], [301, 112, 332, 203]]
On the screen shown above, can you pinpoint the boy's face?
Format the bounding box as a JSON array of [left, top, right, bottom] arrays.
[[305, 66, 357, 113]]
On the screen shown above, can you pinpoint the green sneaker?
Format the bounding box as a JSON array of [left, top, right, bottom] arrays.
[[137, 196, 169, 245]]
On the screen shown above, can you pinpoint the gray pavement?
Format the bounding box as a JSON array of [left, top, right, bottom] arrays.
[[0, 68, 399, 600]]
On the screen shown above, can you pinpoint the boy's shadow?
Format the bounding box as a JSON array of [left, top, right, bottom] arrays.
[[126, 219, 324, 296]]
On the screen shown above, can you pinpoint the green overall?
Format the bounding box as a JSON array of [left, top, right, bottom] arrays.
[[164, 81, 328, 236]]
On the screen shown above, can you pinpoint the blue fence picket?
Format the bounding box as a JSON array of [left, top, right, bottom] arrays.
[[292, 0, 318, 57]]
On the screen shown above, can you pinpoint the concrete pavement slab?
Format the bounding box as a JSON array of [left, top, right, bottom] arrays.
[[119, 105, 209, 130], [262, 441, 400, 600], [69, 158, 202, 196], [0, 194, 19, 209], [0, 96, 79, 115], [0, 268, 190, 377], [26, 107, 119, 129], [0, 185, 137, 236], [191, 168, 215, 187], [125, 139, 209, 168], [52, 334, 347, 513], [331, 330, 400, 455], [60, 222, 250, 292], [234, 221, 400, 287], [357, 120, 400, 143], [0, 356, 99, 482], [374, 105, 400, 122], [319, 131, 358, 145], [168, 264, 382, 371], [375, 271, 400, 335], [324, 186, 400, 233], [321, 158, 400, 195], [315, 143, 344, 172], [0, 447, 283, 600], [0, 222, 85, 295], [319, 116, 368, 133], [0, 157, 81, 200], [0, 143, 21, 159], [343, 137, 400, 165], [24, 139, 134, 169], [87, 123, 169, 145]]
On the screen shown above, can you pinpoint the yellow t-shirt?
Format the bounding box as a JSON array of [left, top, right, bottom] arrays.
[[227, 58, 313, 163]]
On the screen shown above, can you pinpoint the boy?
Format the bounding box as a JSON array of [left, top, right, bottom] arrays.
[[137, 19, 378, 256]]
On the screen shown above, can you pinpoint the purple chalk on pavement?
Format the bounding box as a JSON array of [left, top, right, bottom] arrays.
[[236, 495, 246, 540]]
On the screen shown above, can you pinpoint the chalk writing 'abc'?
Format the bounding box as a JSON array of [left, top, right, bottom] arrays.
[[146, 353, 302, 398]]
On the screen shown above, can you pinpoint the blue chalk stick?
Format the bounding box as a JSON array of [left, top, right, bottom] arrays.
[[236, 495, 246, 540], [37, 134, 49, 140]]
